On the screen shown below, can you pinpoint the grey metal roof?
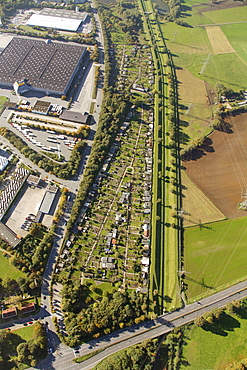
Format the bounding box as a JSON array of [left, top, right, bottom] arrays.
[[0, 222, 20, 247], [39, 191, 56, 214], [0, 37, 86, 93]]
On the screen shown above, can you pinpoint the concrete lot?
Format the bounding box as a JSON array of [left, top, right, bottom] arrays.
[[5, 183, 46, 238]]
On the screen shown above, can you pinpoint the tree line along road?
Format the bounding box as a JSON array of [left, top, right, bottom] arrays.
[[26, 280, 247, 370]]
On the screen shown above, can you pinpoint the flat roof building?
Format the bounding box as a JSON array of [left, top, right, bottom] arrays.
[[0, 222, 21, 247], [26, 8, 88, 32], [59, 110, 91, 124], [0, 37, 88, 96], [20, 302, 36, 315], [39, 190, 57, 214]]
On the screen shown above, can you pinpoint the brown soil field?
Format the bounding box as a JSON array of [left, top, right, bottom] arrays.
[[183, 113, 247, 219], [182, 171, 225, 227], [194, 0, 246, 12], [206, 26, 235, 54]]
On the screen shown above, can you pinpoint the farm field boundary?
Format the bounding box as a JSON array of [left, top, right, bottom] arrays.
[[206, 26, 234, 54], [202, 4, 247, 24], [182, 170, 225, 227], [185, 216, 247, 299]]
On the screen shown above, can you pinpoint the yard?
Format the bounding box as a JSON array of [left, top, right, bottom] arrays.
[[0, 250, 25, 281]]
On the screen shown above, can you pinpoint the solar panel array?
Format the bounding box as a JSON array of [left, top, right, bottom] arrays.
[[0, 37, 86, 93]]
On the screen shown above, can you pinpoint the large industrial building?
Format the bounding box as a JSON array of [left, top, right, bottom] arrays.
[[0, 37, 88, 96], [26, 8, 89, 33]]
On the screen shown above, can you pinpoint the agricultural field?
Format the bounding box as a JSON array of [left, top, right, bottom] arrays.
[[181, 304, 247, 369], [157, 0, 247, 303], [201, 4, 247, 24], [206, 26, 234, 54], [160, 0, 247, 148], [182, 171, 225, 227], [183, 113, 247, 219], [184, 217, 247, 299]]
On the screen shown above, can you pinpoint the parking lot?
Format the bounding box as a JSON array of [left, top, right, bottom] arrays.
[[4, 114, 74, 161], [5, 183, 46, 238]]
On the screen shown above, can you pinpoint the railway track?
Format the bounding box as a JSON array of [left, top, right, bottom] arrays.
[[138, 0, 181, 312]]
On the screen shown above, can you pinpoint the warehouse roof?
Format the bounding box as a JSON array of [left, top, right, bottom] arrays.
[[26, 14, 82, 32], [0, 37, 86, 93], [40, 8, 88, 22]]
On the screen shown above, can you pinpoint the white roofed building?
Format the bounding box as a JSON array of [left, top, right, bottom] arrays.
[[0, 156, 8, 172], [26, 8, 89, 33], [26, 14, 82, 32]]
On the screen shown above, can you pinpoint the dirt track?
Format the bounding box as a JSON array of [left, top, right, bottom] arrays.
[[183, 113, 247, 219]]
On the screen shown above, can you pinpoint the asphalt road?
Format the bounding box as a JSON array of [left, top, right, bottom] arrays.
[[23, 280, 247, 370], [0, 5, 246, 370]]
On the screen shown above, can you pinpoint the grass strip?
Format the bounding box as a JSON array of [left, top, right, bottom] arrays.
[[89, 101, 95, 114], [73, 348, 104, 363]]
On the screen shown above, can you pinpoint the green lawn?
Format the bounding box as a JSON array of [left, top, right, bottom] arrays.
[[2, 326, 33, 355], [179, 102, 212, 146], [0, 251, 25, 280], [185, 217, 247, 299], [11, 325, 34, 341], [181, 309, 247, 370], [165, 24, 212, 55], [222, 23, 247, 44], [202, 5, 247, 24], [0, 96, 9, 115]]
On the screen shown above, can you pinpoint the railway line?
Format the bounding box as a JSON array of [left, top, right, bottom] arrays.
[[139, 0, 180, 312]]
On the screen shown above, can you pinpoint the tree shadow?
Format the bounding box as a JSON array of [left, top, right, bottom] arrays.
[[179, 119, 189, 127], [217, 121, 233, 134], [179, 131, 190, 145], [202, 322, 228, 336], [183, 137, 215, 161], [218, 312, 240, 331], [235, 306, 247, 320], [164, 295, 172, 303], [202, 312, 240, 336]]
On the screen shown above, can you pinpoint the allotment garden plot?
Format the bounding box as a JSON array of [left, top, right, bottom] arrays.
[[55, 110, 153, 289], [115, 44, 154, 94]]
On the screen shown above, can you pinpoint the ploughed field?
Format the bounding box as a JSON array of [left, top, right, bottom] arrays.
[[183, 113, 247, 219]]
